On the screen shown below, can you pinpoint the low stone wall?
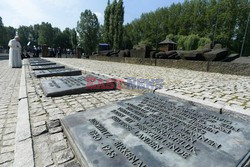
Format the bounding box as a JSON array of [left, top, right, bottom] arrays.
[[90, 56, 125, 63], [156, 59, 208, 72], [209, 62, 250, 76], [88, 56, 250, 76], [124, 57, 155, 66]]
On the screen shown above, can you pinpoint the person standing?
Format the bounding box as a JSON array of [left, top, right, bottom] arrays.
[[8, 36, 22, 68], [57, 47, 62, 58]]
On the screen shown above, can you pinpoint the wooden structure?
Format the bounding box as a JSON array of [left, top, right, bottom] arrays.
[[158, 39, 177, 52]]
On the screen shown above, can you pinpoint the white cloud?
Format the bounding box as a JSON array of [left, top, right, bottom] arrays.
[[1, 0, 48, 27], [0, 0, 106, 29], [42, 0, 78, 9], [94, 12, 104, 24]]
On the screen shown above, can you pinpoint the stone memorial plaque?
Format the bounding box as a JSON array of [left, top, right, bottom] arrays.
[[41, 74, 116, 97], [61, 93, 250, 167], [29, 58, 50, 63], [31, 65, 65, 70], [34, 68, 82, 78], [30, 62, 56, 66]]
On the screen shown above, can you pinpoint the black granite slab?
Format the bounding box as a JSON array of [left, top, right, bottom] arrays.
[[61, 93, 250, 167], [41, 74, 116, 97], [30, 62, 56, 66], [34, 68, 82, 78], [29, 58, 51, 63], [31, 65, 65, 70]]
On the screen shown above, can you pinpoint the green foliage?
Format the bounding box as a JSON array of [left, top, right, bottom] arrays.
[[32, 24, 40, 46], [117, 0, 124, 49], [0, 17, 3, 26], [0, 17, 76, 50], [176, 35, 187, 50], [53, 28, 73, 49], [109, 0, 117, 49], [0, 16, 5, 47], [166, 34, 211, 50], [62, 28, 72, 49], [166, 34, 175, 41], [4, 26, 16, 46], [71, 28, 78, 48], [77, 10, 99, 55], [138, 39, 153, 47], [198, 37, 212, 49], [104, 0, 124, 50], [38, 22, 54, 46], [17, 26, 34, 47], [123, 0, 250, 54], [184, 34, 200, 50], [104, 0, 111, 44]]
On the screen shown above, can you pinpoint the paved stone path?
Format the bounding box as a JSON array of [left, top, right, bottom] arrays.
[[0, 60, 21, 167], [48, 58, 250, 113], [1, 56, 250, 166], [25, 61, 140, 167]]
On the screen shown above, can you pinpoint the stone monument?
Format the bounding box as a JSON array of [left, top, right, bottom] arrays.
[[61, 93, 250, 167]]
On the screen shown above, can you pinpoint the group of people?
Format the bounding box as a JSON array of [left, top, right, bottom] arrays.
[[49, 47, 62, 58]]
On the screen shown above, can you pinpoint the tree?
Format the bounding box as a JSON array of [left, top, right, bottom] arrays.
[[0, 17, 2, 27], [103, 0, 124, 50], [0, 16, 6, 47], [109, 0, 117, 49], [114, 0, 124, 50], [62, 28, 72, 49], [38, 22, 54, 46], [17, 26, 34, 46], [53, 28, 72, 49], [123, 0, 250, 54], [77, 10, 100, 55], [104, 0, 111, 44], [53, 27, 62, 48], [32, 24, 40, 46], [71, 28, 78, 49], [98, 25, 104, 44], [4, 26, 16, 47]]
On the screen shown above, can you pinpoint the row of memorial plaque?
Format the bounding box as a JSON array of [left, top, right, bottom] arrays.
[[29, 58, 116, 97], [29, 58, 250, 167]]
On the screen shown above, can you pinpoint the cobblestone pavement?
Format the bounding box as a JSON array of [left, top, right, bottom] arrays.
[[1, 57, 250, 166], [0, 60, 21, 167], [25, 62, 140, 167], [48, 58, 250, 113]]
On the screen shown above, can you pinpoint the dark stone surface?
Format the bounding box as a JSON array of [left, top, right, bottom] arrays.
[[179, 49, 210, 61], [61, 93, 250, 167], [41, 74, 116, 97], [34, 68, 81, 78], [31, 65, 65, 70], [29, 58, 50, 63], [203, 48, 228, 61], [30, 62, 56, 66]]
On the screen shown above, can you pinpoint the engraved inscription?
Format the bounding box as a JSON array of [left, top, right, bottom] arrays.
[[114, 142, 147, 167], [88, 118, 149, 166], [89, 130, 102, 141], [62, 93, 250, 167], [89, 119, 113, 138], [102, 145, 117, 158], [106, 95, 240, 159]]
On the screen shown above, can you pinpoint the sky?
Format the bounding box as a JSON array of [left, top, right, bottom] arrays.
[[0, 0, 184, 30]]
